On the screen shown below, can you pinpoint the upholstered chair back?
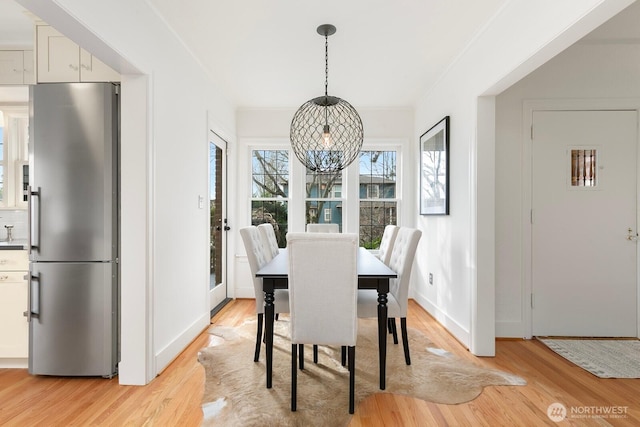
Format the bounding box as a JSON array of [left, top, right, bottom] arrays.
[[287, 232, 358, 346], [377, 225, 399, 266], [240, 225, 289, 314], [387, 227, 422, 316], [306, 223, 340, 233], [257, 223, 280, 260]]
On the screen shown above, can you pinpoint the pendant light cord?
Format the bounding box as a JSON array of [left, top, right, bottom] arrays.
[[324, 33, 329, 97], [324, 33, 329, 126]]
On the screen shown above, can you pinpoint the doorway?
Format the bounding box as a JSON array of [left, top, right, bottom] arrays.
[[209, 130, 228, 313], [531, 109, 638, 336]]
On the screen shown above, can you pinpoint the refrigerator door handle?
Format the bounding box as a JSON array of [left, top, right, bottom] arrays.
[[24, 271, 40, 320], [28, 186, 40, 253]]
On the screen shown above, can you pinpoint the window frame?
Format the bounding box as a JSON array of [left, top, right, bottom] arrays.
[[244, 140, 404, 243], [357, 146, 401, 250], [249, 147, 290, 247], [0, 105, 29, 209]]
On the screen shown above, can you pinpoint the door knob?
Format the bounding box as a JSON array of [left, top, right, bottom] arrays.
[[626, 228, 638, 241]]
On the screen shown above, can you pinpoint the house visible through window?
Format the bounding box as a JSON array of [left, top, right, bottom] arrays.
[[305, 168, 342, 231], [359, 150, 398, 249], [251, 149, 289, 247]]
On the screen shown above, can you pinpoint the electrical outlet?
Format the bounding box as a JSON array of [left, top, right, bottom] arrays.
[[429, 273, 433, 285]]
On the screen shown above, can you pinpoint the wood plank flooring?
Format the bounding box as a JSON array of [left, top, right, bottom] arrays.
[[1, 299, 638, 426]]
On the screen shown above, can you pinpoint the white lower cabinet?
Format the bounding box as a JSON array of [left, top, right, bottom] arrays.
[[0, 251, 29, 364]]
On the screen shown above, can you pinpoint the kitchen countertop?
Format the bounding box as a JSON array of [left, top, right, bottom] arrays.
[[0, 239, 27, 250]]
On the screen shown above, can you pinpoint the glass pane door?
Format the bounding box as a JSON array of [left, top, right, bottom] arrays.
[[209, 132, 227, 311]]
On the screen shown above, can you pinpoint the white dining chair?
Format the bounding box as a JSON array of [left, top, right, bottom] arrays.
[[306, 223, 340, 233], [357, 227, 421, 365], [377, 224, 399, 266], [287, 232, 358, 414], [257, 223, 280, 260], [239, 226, 289, 362]]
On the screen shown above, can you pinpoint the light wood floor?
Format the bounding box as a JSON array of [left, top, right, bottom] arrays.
[[1, 299, 639, 426]]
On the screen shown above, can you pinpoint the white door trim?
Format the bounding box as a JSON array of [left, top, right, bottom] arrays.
[[208, 127, 229, 311], [522, 98, 640, 339]]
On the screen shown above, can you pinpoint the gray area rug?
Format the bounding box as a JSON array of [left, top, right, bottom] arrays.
[[538, 338, 640, 378], [199, 317, 526, 426]]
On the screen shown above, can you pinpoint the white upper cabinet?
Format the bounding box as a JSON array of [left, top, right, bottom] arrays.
[[0, 50, 34, 85], [36, 25, 120, 83]]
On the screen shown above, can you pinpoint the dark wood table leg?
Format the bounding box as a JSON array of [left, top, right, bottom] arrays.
[[377, 287, 388, 390], [264, 283, 275, 389]]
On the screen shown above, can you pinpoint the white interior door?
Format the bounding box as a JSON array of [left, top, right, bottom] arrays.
[[532, 110, 638, 337], [209, 131, 228, 311]]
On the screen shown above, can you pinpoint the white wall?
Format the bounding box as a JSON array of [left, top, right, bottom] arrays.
[[234, 108, 414, 298], [19, 0, 236, 384], [412, 0, 633, 355], [495, 30, 640, 337]]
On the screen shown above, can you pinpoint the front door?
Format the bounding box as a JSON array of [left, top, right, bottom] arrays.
[[532, 110, 638, 336], [209, 131, 228, 312]]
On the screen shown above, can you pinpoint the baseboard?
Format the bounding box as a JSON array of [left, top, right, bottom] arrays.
[[235, 286, 255, 299], [154, 312, 210, 374], [0, 358, 27, 369], [496, 320, 529, 339], [412, 291, 471, 349]]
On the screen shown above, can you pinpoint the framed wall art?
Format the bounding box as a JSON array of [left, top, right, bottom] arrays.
[[420, 116, 450, 215]]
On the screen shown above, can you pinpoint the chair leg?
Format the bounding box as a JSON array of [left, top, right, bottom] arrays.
[[254, 313, 263, 362], [401, 317, 411, 365], [387, 318, 393, 333], [389, 317, 398, 344], [275, 313, 279, 321], [348, 346, 355, 414], [291, 344, 297, 412], [341, 346, 347, 366], [299, 344, 304, 370], [313, 345, 318, 363]]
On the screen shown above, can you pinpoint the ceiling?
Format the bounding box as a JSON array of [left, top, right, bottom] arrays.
[[1, 1, 640, 109]]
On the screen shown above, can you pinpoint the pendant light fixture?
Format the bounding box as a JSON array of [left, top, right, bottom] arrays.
[[290, 24, 364, 173]]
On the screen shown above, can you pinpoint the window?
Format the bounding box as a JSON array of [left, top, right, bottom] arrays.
[[305, 168, 342, 231], [366, 184, 380, 199], [251, 150, 289, 247], [331, 184, 342, 198], [0, 106, 29, 208], [570, 149, 597, 187], [359, 150, 397, 249]]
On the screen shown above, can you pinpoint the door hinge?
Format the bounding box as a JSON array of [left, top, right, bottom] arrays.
[[531, 293, 534, 309], [530, 209, 534, 224], [530, 125, 533, 140]]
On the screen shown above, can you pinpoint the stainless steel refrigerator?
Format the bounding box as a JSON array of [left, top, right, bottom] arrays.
[[26, 82, 119, 377]]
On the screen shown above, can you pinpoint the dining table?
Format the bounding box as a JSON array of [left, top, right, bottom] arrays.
[[256, 246, 397, 390]]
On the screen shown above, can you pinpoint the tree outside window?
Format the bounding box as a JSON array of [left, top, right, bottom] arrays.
[[359, 151, 397, 249], [251, 150, 289, 247]]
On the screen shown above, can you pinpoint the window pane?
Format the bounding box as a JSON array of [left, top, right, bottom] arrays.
[[305, 200, 342, 231], [359, 150, 398, 248], [251, 149, 289, 247], [359, 201, 397, 248], [306, 169, 341, 198], [0, 113, 4, 204], [252, 150, 289, 198], [359, 151, 396, 199], [251, 200, 288, 247]]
